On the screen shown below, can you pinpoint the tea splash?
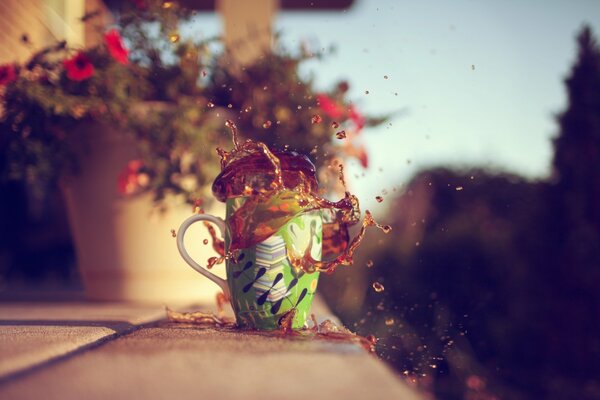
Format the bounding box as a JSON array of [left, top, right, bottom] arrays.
[[209, 119, 391, 275], [166, 307, 377, 353]]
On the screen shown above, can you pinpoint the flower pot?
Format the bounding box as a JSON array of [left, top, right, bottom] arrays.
[[62, 122, 225, 303]]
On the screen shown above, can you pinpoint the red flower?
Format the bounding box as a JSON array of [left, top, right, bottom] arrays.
[[316, 93, 344, 119], [349, 105, 366, 131], [104, 29, 129, 65], [117, 160, 148, 195], [0, 64, 17, 86], [63, 52, 94, 81]]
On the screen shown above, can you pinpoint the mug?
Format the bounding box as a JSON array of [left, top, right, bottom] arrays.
[[177, 197, 322, 330]]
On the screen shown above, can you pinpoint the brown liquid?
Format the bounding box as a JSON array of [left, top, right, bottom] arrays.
[[166, 307, 377, 353], [208, 119, 390, 274]]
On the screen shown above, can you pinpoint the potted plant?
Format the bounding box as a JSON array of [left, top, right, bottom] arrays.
[[0, 0, 384, 302], [0, 2, 223, 302]]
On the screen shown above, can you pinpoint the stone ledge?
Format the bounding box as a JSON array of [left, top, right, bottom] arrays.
[[0, 298, 422, 400], [0, 302, 165, 379], [0, 323, 422, 400]]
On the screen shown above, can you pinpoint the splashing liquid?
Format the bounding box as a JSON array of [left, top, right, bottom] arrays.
[[167, 307, 376, 353], [210, 120, 390, 275]]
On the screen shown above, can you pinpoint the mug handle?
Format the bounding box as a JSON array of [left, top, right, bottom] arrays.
[[176, 214, 230, 297]]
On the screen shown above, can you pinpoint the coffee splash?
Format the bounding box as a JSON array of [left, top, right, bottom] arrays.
[[208, 119, 391, 274], [166, 307, 377, 353]]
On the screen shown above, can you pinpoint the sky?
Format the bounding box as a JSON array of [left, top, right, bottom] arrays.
[[188, 0, 600, 210]]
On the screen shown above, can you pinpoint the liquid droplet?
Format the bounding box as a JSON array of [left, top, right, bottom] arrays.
[[203, 239, 209, 245], [207, 256, 220, 269], [366, 259, 374, 268], [227, 103, 233, 109], [455, 186, 464, 191], [373, 281, 385, 293], [170, 229, 176, 238], [384, 75, 389, 79], [336, 130, 346, 139], [385, 318, 395, 326], [366, 334, 377, 345], [331, 121, 340, 129], [262, 120, 272, 129], [311, 114, 322, 124], [375, 196, 383, 203], [365, 90, 370, 94], [471, 64, 475, 70], [207, 102, 215, 108]]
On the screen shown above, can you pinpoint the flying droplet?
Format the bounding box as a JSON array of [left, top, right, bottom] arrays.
[[331, 121, 340, 129], [384, 75, 389, 79], [385, 318, 395, 326], [456, 186, 464, 191], [207, 102, 215, 108], [263, 120, 272, 129], [366, 260, 374, 268], [336, 130, 346, 139], [373, 282, 385, 292], [170, 229, 176, 238], [227, 103, 233, 109], [311, 114, 322, 124], [471, 64, 475, 70], [203, 239, 209, 245], [207, 256, 218, 269], [375, 196, 383, 203], [169, 34, 180, 43], [365, 90, 370, 94]]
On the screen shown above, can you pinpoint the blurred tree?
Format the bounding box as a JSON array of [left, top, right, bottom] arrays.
[[550, 24, 600, 393], [322, 25, 600, 400]]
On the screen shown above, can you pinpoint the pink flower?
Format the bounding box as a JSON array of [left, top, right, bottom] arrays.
[[349, 105, 366, 131], [104, 29, 129, 65], [317, 93, 344, 119], [357, 146, 369, 168], [63, 52, 94, 81], [0, 64, 17, 86]]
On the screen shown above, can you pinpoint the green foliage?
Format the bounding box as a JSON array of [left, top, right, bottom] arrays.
[[0, 0, 384, 205]]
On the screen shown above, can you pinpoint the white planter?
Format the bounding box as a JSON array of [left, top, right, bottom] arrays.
[[62, 122, 225, 303]]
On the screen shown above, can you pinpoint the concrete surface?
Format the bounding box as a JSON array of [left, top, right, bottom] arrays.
[[0, 302, 165, 379], [0, 299, 422, 400]]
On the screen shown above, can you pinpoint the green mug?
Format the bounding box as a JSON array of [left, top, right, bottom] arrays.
[[177, 197, 322, 330]]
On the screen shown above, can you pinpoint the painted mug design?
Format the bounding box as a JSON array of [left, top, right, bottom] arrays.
[[177, 198, 322, 330]]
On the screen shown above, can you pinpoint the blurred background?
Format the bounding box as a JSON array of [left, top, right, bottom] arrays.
[[2, 1, 600, 399]]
